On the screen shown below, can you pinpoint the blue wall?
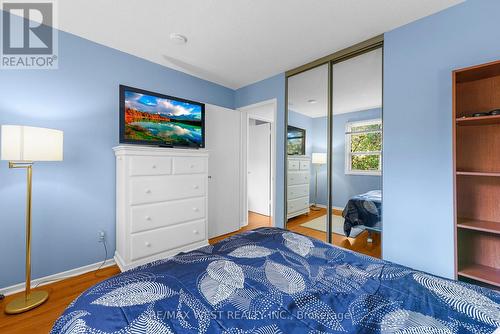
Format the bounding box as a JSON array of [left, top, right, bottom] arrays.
[[287, 109, 381, 208], [383, 0, 500, 278], [0, 30, 234, 289], [310, 117, 328, 206], [235, 74, 286, 228]]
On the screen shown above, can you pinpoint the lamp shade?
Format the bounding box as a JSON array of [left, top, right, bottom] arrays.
[[1, 125, 63, 161], [312, 152, 327, 165]]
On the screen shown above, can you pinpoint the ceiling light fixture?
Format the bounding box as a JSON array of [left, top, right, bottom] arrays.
[[307, 99, 317, 104], [169, 33, 188, 45]]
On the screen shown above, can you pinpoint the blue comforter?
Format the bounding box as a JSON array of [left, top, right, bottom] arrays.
[[52, 228, 500, 333]]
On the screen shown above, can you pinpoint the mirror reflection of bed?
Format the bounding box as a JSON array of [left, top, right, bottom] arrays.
[[286, 48, 382, 259], [286, 206, 381, 259]]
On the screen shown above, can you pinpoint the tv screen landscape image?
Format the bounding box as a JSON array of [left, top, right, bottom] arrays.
[[120, 85, 205, 148]]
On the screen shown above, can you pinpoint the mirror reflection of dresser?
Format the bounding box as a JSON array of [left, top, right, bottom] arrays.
[[286, 156, 310, 219]]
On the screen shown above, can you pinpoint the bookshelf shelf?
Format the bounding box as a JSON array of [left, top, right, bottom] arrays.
[[456, 114, 500, 126]]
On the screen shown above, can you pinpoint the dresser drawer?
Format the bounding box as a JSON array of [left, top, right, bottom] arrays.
[[288, 184, 309, 200], [173, 157, 206, 174], [288, 160, 300, 170], [130, 197, 206, 233], [288, 171, 309, 186], [287, 197, 309, 214], [129, 156, 172, 176], [130, 220, 206, 261], [299, 160, 310, 171], [130, 175, 206, 205]]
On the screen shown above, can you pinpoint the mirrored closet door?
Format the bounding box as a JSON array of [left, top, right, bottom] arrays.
[[330, 47, 383, 258], [286, 64, 329, 238], [285, 37, 383, 258]]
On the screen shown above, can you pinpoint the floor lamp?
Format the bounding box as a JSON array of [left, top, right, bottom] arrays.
[[1, 125, 63, 314], [311, 153, 326, 211]]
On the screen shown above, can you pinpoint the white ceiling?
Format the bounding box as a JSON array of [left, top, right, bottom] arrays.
[[56, 0, 463, 89], [288, 48, 382, 117], [288, 64, 329, 118], [332, 48, 382, 115]]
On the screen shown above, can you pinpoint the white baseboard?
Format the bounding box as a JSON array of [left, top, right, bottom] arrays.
[[0, 258, 116, 297]]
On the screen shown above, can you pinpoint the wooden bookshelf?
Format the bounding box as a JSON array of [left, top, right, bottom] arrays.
[[453, 60, 500, 289]]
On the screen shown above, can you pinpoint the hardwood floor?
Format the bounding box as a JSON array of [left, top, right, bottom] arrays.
[[210, 209, 380, 258], [287, 208, 381, 258], [208, 211, 272, 244], [0, 209, 378, 333], [0, 265, 120, 334]]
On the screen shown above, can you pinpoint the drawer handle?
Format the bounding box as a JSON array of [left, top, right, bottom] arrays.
[[152, 164, 157, 169], [193, 230, 199, 235], [193, 185, 199, 189], [145, 216, 151, 221], [145, 189, 152, 194], [145, 241, 151, 247], [193, 207, 199, 212], [190, 164, 195, 168]]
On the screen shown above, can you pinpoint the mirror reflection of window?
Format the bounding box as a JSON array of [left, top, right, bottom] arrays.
[[345, 119, 382, 175]]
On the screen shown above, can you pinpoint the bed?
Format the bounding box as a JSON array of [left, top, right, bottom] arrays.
[[52, 228, 499, 334], [343, 190, 382, 238]]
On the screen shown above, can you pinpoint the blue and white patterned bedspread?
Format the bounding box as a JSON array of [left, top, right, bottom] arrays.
[[52, 228, 500, 333]]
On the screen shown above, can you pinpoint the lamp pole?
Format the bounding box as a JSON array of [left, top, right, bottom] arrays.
[[311, 164, 321, 211], [5, 162, 49, 314]]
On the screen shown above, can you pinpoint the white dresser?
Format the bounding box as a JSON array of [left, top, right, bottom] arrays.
[[287, 155, 311, 219], [113, 145, 209, 271]]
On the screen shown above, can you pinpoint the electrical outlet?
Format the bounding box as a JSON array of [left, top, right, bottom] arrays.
[[98, 230, 105, 243]]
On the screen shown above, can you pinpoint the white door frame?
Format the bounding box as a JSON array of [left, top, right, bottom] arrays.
[[238, 99, 277, 227]]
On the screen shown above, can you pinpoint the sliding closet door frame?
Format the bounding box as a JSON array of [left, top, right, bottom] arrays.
[[284, 35, 383, 244], [326, 62, 333, 242]]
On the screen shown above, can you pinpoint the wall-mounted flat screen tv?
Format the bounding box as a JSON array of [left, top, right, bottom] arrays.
[[287, 125, 306, 155], [120, 85, 205, 148]]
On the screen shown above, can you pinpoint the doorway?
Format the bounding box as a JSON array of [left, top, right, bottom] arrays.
[[248, 119, 271, 217], [239, 100, 277, 229]]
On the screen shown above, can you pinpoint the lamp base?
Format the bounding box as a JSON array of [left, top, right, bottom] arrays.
[[4, 290, 49, 314], [310, 205, 322, 211]]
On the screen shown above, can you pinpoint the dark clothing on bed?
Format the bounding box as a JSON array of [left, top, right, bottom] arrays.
[[343, 190, 382, 237]]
